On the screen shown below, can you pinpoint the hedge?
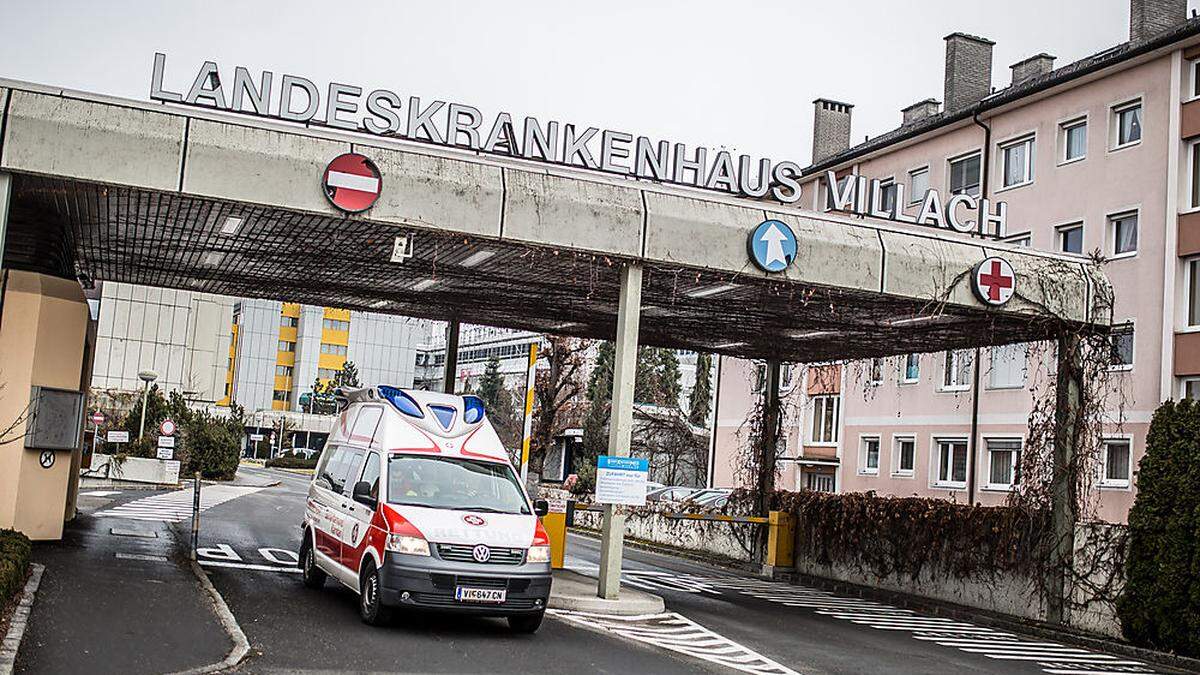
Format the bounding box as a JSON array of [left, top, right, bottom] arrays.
[[1117, 398, 1200, 657], [265, 455, 319, 470], [0, 529, 32, 608]]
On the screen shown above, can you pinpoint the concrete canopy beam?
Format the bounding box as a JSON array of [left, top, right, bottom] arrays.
[[765, 210, 883, 292], [643, 192, 766, 273], [879, 229, 987, 309], [502, 170, 643, 256], [183, 119, 348, 214], [982, 245, 1092, 324], [365, 144, 503, 238], [1, 91, 183, 191]]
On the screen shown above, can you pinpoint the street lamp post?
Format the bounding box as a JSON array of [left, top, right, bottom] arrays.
[[137, 370, 158, 439]]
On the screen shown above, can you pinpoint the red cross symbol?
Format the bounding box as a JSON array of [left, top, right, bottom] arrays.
[[976, 258, 1015, 304]]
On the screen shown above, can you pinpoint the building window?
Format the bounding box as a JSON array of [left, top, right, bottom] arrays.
[[948, 153, 981, 196], [1191, 59, 1200, 99], [1004, 233, 1032, 247], [942, 350, 972, 391], [859, 436, 880, 475], [823, 175, 852, 211], [986, 439, 1021, 490], [1187, 258, 1200, 327], [275, 365, 293, 378], [893, 436, 915, 476], [810, 395, 840, 445], [999, 135, 1034, 188], [280, 316, 298, 328], [1109, 323, 1134, 370], [934, 439, 968, 487], [1112, 100, 1142, 149], [878, 178, 897, 215], [272, 390, 289, 402], [1183, 378, 1199, 400], [320, 343, 348, 356], [909, 167, 929, 204], [988, 344, 1026, 389], [322, 318, 350, 331], [1058, 222, 1083, 255], [1190, 141, 1200, 209], [868, 358, 883, 386], [278, 340, 295, 352], [1101, 438, 1132, 488], [803, 472, 836, 493], [1110, 211, 1138, 257], [1060, 118, 1087, 163], [224, 382, 231, 396], [900, 354, 920, 384]]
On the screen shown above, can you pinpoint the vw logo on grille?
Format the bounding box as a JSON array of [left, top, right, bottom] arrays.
[[472, 544, 491, 563]]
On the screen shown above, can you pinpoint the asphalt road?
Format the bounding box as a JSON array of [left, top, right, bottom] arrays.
[[189, 466, 1163, 675]]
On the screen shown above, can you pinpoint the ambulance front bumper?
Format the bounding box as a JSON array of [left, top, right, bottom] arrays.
[[378, 551, 552, 616]]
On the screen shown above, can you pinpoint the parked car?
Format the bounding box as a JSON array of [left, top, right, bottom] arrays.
[[684, 488, 732, 509], [646, 486, 701, 503], [300, 386, 552, 633]]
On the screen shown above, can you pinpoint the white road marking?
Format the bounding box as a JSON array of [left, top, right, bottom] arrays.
[[550, 609, 800, 675], [115, 552, 168, 562], [198, 559, 302, 574], [94, 486, 265, 522], [82, 490, 121, 497]]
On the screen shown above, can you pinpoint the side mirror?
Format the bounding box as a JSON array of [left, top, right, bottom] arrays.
[[533, 499, 549, 517], [352, 481, 377, 509]]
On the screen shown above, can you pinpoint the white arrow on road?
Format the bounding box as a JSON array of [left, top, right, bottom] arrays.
[[760, 223, 789, 266]]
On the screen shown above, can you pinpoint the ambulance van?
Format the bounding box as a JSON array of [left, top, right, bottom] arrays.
[[299, 386, 552, 632]]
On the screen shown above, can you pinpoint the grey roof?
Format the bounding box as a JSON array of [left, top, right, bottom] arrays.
[[803, 17, 1200, 176]]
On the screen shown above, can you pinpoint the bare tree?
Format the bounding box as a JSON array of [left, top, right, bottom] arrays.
[[632, 404, 708, 487], [529, 337, 590, 476]]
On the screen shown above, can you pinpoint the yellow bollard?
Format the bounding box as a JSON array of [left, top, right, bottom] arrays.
[[766, 510, 795, 568], [542, 511, 568, 569]]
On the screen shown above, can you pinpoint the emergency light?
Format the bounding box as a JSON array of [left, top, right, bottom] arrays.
[[378, 385, 423, 418]]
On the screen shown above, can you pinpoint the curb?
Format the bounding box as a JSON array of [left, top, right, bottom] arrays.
[[0, 563, 44, 675], [547, 570, 665, 616], [168, 560, 250, 675]]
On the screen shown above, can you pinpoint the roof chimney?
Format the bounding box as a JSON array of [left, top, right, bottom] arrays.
[[1129, 0, 1186, 42], [1010, 53, 1056, 86], [901, 98, 941, 125], [811, 98, 854, 164], [943, 32, 995, 112]]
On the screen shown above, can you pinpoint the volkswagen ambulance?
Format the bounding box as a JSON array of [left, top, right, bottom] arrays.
[[299, 386, 552, 632]]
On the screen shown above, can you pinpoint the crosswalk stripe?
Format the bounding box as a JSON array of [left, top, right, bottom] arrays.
[[94, 486, 264, 522]]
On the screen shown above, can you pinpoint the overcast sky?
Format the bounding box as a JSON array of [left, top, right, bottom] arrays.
[[1, 1, 1192, 165]]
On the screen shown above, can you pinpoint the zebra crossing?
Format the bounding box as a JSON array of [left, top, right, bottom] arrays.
[[702, 577, 1159, 675], [549, 609, 800, 675], [93, 485, 265, 522]]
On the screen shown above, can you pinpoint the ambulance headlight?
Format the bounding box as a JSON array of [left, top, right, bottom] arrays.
[[386, 534, 430, 556], [526, 545, 551, 564]]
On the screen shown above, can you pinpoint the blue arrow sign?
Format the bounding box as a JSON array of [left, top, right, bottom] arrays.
[[748, 220, 797, 273]]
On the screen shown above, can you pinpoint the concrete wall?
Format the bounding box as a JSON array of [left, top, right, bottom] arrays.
[[0, 271, 90, 540], [572, 507, 753, 562], [88, 453, 181, 486]]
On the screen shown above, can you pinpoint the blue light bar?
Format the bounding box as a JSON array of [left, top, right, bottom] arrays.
[[462, 395, 485, 424], [378, 386, 423, 418]]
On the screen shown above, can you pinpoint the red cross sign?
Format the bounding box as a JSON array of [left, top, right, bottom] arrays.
[[973, 257, 1016, 306]]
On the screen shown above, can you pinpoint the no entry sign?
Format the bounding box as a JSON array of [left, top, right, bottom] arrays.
[[973, 256, 1016, 306], [323, 153, 382, 213]]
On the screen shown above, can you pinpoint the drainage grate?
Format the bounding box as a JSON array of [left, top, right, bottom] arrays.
[[115, 553, 168, 562], [109, 528, 158, 538]]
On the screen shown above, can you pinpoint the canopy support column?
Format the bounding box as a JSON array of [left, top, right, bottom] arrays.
[[1047, 333, 1082, 624], [597, 262, 643, 600], [442, 318, 460, 394]]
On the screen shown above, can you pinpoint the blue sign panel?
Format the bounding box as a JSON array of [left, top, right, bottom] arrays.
[[597, 455, 649, 471], [747, 219, 798, 273]]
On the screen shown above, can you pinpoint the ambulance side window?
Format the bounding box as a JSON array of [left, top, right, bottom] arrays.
[[317, 447, 347, 492], [340, 449, 367, 497], [358, 452, 381, 501], [350, 406, 383, 444]]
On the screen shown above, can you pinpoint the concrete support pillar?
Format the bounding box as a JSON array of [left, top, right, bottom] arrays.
[[1047, 334, 1083, 624], [442, 318, 460, 394], [0, 173, 10, 265], [597, 263, 642, 600]]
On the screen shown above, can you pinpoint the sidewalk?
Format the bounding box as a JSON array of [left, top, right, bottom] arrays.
[[13, 508, 233, 675]]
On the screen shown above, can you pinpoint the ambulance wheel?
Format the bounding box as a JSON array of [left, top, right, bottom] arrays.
[[359, 562, 392, 626], [508, 610, 544, 634], [300, 536, 325, 589]]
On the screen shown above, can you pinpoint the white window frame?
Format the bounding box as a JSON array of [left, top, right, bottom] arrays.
[[1108, 321, 1135, 372], [1056, 221, 1084, 255], [1108, 208, 1139, 259], [996, 132, 1036, 191], [908, 166, 930, 205], [1182, 377, 1200, 400], [987, 343, 1026, 390], [858, 435, 881, 476], [867, 358, 884, 386], [931, 436, 969, 489], [808, 394, 840, 446], [1099, 435, 1134, 490], [1058, 115, 1088, 165], [891, 435, 916, 478], [1186, 257, 1200, 330], [947, 150, 983, 197], [941, 349, 972, 392], [1189, 59, 1200, 101], [877, 176, 897, 216], [1187, 139, 1200, 213], [1003, 231, 1032, 248], [1109, 97, 1144, 151], [982, 436, 1022, 491], [899, 354, 920, 384]]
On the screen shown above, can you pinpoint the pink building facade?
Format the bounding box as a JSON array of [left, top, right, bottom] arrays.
[[711, 0, 1200, 524]]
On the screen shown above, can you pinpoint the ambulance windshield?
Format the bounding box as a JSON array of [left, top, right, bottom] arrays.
[[388, 455, 530, 515]]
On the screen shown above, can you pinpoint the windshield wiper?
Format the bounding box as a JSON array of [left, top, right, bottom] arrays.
[[457, 506, 510, 513]]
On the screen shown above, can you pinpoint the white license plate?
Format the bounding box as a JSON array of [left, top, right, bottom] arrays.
[[455, 587, 506, 603]]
